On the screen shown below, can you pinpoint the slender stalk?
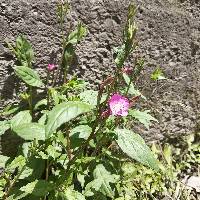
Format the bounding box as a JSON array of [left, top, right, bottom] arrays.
[[29, 86, 33, 117], [125, 74, 134, 96], [66, 125, 72, 160], [3, 166, 26, 199], [45, 160, 49, 181]]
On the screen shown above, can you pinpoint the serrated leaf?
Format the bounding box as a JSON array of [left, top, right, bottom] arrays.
[[11, 110, 32, 129], [20, 180, 53, 196], [14, 66, 44, 87], [79, 90, 106, 106], [45, 101, 93, 138], [129, 109, 158, 129], [67, 22, 87, 45], [85, 164, 119, 198], [57, 187, 86, 200], [151, 67, 166, 81], [0, 120, 10, 136], [123, 73, 146, 99], [70, 125, 92, 139], [13, 123, 45, 141], [115, 128, 159, 171]]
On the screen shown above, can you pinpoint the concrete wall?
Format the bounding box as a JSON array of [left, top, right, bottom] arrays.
[[0, 0, 200, 146]]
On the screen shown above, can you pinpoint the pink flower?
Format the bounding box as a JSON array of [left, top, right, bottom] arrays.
[[122, 67, 133, 75], [109, 94, 129, 116], [47, 64, 56, 72]]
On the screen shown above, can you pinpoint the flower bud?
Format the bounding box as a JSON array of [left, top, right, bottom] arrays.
[[47, 64, 56, 72], [122, 67, 133, 75], [101, 109, 111, 119]]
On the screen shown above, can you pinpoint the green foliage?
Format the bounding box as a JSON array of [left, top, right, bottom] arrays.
[[0, 120, 10, 136], [151, 67, 166, 80], [67, 22, 87, 45], [115, 128, 159, 171], [114, 3, 137, 67], [0, 2, 167, 199], [129, 109, 158, 129], [85, 164, 119, 198], [123, 73, 146, 99], [10, 110, 32, 129], [70, 125, 92, 140], [20, 180, 54, 197], [116, 134, 200, 199], [45, 101, 93, 138], [13, 123, 45, 141], [14, 66, 44, 87], [79, 90, 106, 106], [6, 35, 34, 66]]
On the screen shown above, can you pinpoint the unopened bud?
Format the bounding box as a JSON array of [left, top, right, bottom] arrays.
[[101, 109, 111, 119], [100, 77, 114, 91], [122, 67, 133, 75], [129, 95, 140, 107], [47, 64, 57, 72]]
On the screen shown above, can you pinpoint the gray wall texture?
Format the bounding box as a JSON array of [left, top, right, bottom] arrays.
[[0, 0, 200, 144]]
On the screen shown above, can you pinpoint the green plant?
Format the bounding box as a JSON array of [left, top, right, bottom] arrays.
[[0, 2, 161, 199], [115, 133, 200, 200]]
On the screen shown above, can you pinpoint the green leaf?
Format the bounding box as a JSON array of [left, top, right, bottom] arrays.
[[114, 44, 126, 67], [46, 145, 61, 159], [49, 88, 60, 105], [7, 35, 34, 65], [85, 164, 119, 198], [0, 155, 10, 168], [38, 112, 48, 125], [64, 44, 75, 64], [7, 155, 26, 171], [67, 22, 87, 45], [14, 66, 44, 87], [114, 128, 159, 171], [79, 90, 106, 106], [1, 104, 19, 116], [0, 120, 10, 136], [129, 109, 158, 129], [45, 101, 93, 138], [70, 125, 92, 140], [55, 187, 86, 200], [20, 180, 54, 197], [34, 99, 47, 110], [11, 110, 32, 129], [151, 67, 166, 81], [123, 73, 146, 99], [6, 189, 29, 200], [15, 35, 34, 64], [19, 158, 45, 181], [13, 123, 45, 141]]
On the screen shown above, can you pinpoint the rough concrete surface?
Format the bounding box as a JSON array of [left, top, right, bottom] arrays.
[[0, 0, 200, 152]]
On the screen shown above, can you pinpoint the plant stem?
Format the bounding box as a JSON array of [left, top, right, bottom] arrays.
[[66, 125, 72, 160], [3, 166, 26, 199], [29, 86, 33, 117], [45, 160, 49, 181]]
